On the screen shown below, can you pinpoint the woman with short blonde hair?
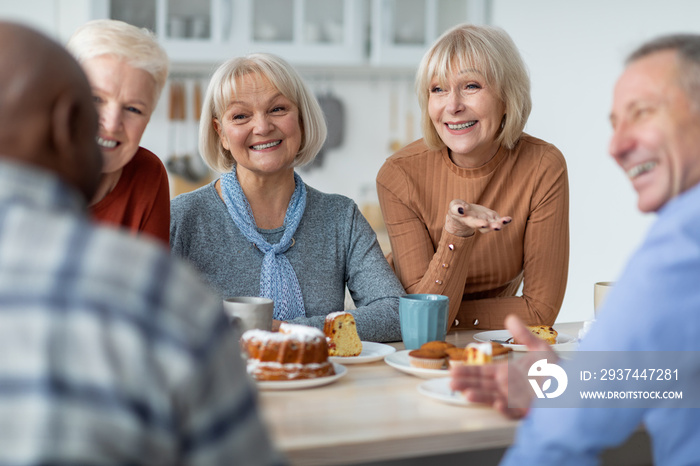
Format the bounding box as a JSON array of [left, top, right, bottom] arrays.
[[67, 19, 171, 245], [377, 23, 569, 330], [415, 24, 531, 151], [199, 53, 326, 173], [171, 53, 404, 342]]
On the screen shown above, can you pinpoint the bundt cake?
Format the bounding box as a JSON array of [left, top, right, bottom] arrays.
[[324, 311, 362, 357], [241, 323, 335, 381]]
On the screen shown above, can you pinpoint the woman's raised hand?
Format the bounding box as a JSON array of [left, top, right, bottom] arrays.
[[445, 199, 512, 237]]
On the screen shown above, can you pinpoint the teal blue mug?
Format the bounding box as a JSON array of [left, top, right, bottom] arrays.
[[399, 294, 449, 350]]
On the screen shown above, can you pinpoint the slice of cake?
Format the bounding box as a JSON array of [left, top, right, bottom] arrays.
[[513, 325, 558, 345], [324, 312, 362, 357], [448, 342, 511, 367], [466, 342, 511, 364]]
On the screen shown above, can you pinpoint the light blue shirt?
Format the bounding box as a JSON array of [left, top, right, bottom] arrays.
[[502, 182, 700, 466]]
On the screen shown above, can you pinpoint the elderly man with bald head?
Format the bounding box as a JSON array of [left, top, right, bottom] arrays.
[[0, 22, 284, 465]]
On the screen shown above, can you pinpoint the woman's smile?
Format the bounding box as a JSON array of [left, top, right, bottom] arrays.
[[446, 120, 477, 131]]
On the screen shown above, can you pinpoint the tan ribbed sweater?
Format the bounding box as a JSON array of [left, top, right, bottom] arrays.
[[376, 134, 569, 330]]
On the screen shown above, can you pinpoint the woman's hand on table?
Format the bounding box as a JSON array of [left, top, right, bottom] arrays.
[[445, 199, 512, 237], [450, 315, 554, 419]]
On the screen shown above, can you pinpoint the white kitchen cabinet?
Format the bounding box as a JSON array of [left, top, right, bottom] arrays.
[[370, 0, 489, 66], [93, 0, 367, 66], [241, 0, 367, 65], [90, 0, 487, 67]]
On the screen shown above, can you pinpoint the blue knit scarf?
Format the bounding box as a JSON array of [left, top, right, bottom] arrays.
[[220, 167, 306, 320]]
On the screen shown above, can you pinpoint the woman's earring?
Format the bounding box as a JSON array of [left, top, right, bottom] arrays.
[[500, 115, 506, 130]]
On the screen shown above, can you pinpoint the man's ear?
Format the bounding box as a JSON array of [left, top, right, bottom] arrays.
[[50, 91, 80, 159], [48, 90, 102, 200]]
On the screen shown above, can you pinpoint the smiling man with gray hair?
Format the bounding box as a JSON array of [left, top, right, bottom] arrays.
[[451, 33, 700, 465]]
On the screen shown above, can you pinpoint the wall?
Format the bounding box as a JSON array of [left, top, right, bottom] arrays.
[[0, 0, 90, 41], [4, 0, 700, 324], [490, 0, 700, 323], [144, 0, 700, 324]]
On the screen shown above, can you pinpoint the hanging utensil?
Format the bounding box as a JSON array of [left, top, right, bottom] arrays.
[[166, 80, 187, 178], [180, 79, 210, 182], [404, 80, 415, 145], [193, 79, 202, 121], [388, 83, 403, 152]]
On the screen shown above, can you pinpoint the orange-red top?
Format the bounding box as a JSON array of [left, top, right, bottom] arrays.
[[90, 147, 170, 246]]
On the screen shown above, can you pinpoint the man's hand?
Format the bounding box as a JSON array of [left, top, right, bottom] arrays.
[[450, 315, 555, 418]]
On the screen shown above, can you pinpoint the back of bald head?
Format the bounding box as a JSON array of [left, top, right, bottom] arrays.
[[0, 22, 102, 200]]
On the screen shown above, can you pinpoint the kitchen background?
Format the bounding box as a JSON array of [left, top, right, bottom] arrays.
[[3, 0, 700, 325]]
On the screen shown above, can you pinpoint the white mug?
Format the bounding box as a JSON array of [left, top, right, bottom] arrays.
[[223, 297, 274, 333], [593, 282, 615, 317]]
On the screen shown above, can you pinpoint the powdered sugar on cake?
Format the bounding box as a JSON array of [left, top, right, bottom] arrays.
[[241, 323, 335, 381]]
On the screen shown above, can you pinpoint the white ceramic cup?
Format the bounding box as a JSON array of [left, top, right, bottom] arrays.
[[223, 297, 274, 333], [593, 282, 615, 317]]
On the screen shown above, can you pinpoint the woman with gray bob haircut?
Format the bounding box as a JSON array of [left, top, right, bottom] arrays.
[[199, 53, 327, 173], [67, 19, 171, 245], [171, 53, 404, 342], [377, 23, 570, 331]]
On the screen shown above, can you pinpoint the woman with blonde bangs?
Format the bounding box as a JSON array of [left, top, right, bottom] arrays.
[[377, 24, 569, 331], [171, 53, 404, 342], [67, 19, 170, 245]]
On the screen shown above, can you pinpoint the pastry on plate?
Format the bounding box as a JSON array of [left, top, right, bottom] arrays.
[[513, 325, 558, 345], [242, 323, 335, 381], [408, 349, 447, 370], [324, 311, 362, 357], [448, 342, 511, 367], [420, 340, 456, 352]]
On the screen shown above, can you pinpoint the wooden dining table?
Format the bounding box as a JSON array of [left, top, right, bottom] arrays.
[[257, 322, 652, 466]]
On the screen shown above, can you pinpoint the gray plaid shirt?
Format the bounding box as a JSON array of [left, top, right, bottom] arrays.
[[0, 161, 284, 465]]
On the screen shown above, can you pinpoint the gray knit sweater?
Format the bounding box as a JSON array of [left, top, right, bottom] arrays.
[[170, 180, 405, 342]]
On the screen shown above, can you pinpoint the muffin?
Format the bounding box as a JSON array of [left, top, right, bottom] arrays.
[[408, 349, 447, 369], [420, 340, 456, 352], [445, 347, 468, 368]]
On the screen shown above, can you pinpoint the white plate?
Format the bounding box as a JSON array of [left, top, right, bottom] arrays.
[[384, 350, 449, 379], [417, 377, 471, 407], [473, 330, 577, 351], [255, 363, 347, 391], [329, 341, 396, 364]]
